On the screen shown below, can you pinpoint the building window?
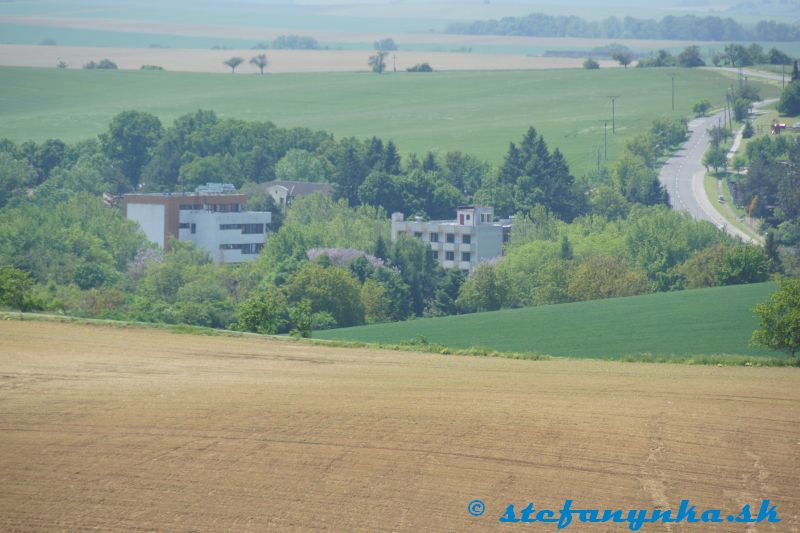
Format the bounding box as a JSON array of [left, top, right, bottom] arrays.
[[429, 232, 439, 242], [219, 243, 264, 254], [466, 214, 471, 221], [242, 243, 263, 254], [430, 250, 438, 260], [179, 223, 197, 234], [445, 251, 455, 261], [414, 231, 423, 239], [462, 252, 471, 262], [242, 223, 264, 234], [219, 223, 264, 234], [462, 234, 471, 244], [446, 233, 455, 243], [180, 204, 202, 210]]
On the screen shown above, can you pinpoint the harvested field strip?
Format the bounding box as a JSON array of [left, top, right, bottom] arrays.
[[0, 320, 799, 531]]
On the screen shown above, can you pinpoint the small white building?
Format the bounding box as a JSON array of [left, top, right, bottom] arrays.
[[261, 180, 333, 208], [124, 183, 271, 264], [390, 206, 510, 272]]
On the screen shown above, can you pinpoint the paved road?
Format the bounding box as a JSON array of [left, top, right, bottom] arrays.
[[708, 66, 786, 84], [657, 110, 760, 241], [658, 68, 782, 244]]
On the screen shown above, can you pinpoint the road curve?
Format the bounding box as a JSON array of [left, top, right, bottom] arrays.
[[657, 110, 761, 242]]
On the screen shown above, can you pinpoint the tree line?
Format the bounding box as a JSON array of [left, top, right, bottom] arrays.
[[1, 108, 659, 222], [446, 13, 800, 42]]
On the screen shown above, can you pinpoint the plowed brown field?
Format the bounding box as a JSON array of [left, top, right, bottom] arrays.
[[1, 319, 798, 532]]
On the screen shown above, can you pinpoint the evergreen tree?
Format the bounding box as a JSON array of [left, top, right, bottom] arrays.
[[498, 142, 523, 185], [764, 231, 781, 273], [365, 137, 385, 170], [560, 235, 573, 260], [327, 138, 368, 205], [383, 140, 401, 174], [422, 152, 439, 172], [497, 128, 585, 220], [374, 235, 388, 260]]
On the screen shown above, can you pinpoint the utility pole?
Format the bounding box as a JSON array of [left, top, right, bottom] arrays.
[[725, 90, 730, 129], [607, 96, 619, 134], [728, 86, 734, 129], [782, 63, 786, 90], [668, 73, 677, 112], [601, 120, 609, 160]]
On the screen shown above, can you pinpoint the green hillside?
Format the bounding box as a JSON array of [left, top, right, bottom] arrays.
[[0, 67, 777, 175], [316, 282, 783, 359]]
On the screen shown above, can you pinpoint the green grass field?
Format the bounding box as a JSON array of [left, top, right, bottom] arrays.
[[315, 282, 783, 359], [0, 67, 778, 174]]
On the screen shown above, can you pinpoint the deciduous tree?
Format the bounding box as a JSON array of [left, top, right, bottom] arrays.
[[613, 51, 633, 68], [368, 51, 387, 74], [693, 99, 711, 117], [0, 266, 38, 312], [101, 110, 163, 190], [250, 54, 268, 74], [224, 56, 244, 73], [752, 278, 800, 356], [678, 45, 705, 67]]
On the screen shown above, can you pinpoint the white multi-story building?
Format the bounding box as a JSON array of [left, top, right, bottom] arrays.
[[390, 206, 510, 272], [123, 183, 271, 264]]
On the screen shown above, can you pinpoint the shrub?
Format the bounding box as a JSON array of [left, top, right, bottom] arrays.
[[407, 63, 433, 72], [583, 58, 600, 69], [83, 59, 118, 70]]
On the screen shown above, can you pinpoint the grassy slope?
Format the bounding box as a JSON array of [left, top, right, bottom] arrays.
[[0, 67, 778, 174], [316, 282, 782, 359]]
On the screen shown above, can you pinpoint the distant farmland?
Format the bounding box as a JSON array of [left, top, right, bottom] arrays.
[[316, 282, 783, 360], [0, 66, 777, 174]]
